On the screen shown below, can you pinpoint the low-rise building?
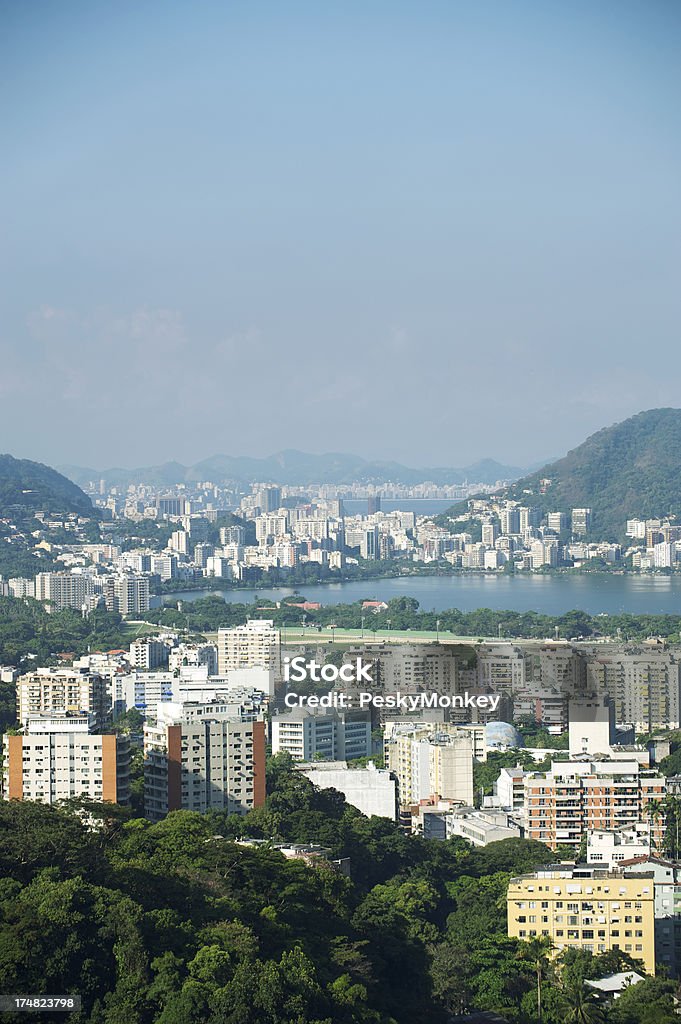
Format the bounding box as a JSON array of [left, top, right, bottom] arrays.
[[587, 825, 652, 868], [296, 760, 397, 819], [444, 807, 521, 846]]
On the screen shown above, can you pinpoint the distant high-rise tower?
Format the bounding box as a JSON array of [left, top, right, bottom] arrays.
[[367, 495, 381, 515], [572, 508, 592, 536], [254, 485, 281, 513]]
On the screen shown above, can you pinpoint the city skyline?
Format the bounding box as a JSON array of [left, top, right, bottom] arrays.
[[3, 1, 680, 468]]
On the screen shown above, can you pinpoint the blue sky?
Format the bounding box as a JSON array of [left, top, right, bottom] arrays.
[[2, 0, 680, 470]]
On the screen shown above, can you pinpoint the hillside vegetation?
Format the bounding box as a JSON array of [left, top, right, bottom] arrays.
[[439, 409, 681, 540], [1, 759, 674, 1024], [0, 453, 93, 516], [504, 409, 681, 538]]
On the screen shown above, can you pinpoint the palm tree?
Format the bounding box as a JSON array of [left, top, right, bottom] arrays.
[[517, 936, 553, 1023], [561, 978, 605, 1023]]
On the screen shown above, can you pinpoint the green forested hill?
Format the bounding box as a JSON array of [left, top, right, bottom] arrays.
[[495, 409, 681, 539], [1, 759, 675, 1024], [0, 453, 93, 515]]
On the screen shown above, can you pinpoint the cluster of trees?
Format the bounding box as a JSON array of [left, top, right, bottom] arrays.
[[147, 593, 681, 642], [0, 597, 132, 674], [0, 756, 677, 1023]]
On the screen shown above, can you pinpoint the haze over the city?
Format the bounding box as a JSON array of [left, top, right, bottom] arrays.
[[2, 0, 680, 470]]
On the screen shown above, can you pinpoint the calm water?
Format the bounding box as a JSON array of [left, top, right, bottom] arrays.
[[166, 574, 681, 616]]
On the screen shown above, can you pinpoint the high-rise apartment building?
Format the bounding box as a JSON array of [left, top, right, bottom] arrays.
[[217, 619, 280, 678], [385, 723, 474, 807], [524, 760, 666, 851], [254, 486, 282, 513], [500, 507, 521, 535], [571, 508, 592, 536], [219, 525, 246, 546], [586, 651, 681, 731], [547, 512, 569, 532], [271, 708, 371, 761], [3, 713, 130, 805], [16, 668, 109, 729], [104, 574, 150, 616], [143, 701, 266, 821], [34, 571, 98, 612]]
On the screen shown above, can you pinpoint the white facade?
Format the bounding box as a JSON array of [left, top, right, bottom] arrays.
[[113, 671, 178, 718], [587, 824, 652, 867], [2, 723, 129, 805], [385, 723, 474, 806], [34, 571, 98, 612], [272, 708, 371, 761], [569, 697, 616, 757], [445, 807, 521, 845], [168, 643, 218, 675], [217, 620, 280, 679], [129, 638, 170, 670], [143, 701, 265, 821], [495, 766, 528, 809], [297, 761, 397, 819]]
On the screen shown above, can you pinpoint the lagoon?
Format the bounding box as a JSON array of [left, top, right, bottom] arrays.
[[166, 573, 681, 617]]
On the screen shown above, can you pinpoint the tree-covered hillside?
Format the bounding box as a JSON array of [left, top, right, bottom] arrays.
[[1, 758, 675, 1024], [501, 409, 681, 539], [437, 409, 681, 541], [0, 454, 93, 516]]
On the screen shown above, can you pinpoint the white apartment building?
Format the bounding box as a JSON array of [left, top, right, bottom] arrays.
[[586, 651, 681, 732], [3, 713, 130, 805], [143, 701, 266, 821], [204, 556, 233, 578], [129, 638, 171, 670], [6, 577, 35, 598], [169, 530, 190, 555], [150, 554, 177, 580], [217, 619, 280, 679], [495, 766, 528, 810], [346, 644, 460, 698], [587, 825, 652, 868], [568, 697, 617, 757], [653, 542, 677, 568], [385, 723, 474, 807], [168, 643, 218, 675], [105, 573, 150, 616], [34, 571, 99, 612], [113, 671, 178, 719], [272, 708, 372, 761]]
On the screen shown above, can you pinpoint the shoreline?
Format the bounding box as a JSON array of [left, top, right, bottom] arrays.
[[156, 566, 681, 599]]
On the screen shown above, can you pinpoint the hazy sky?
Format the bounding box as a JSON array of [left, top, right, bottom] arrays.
[[2, 0, 680, 470]]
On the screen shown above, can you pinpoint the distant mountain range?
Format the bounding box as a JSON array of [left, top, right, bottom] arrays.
[[58, 451, 528, 489], [459, 408, 681, 540], [0, 454, 93, 516]]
